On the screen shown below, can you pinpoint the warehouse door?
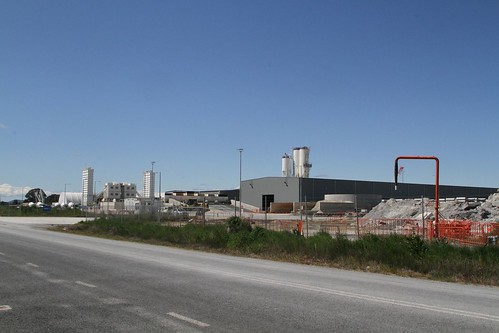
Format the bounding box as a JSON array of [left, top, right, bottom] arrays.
[[262, 194, 274, 212]]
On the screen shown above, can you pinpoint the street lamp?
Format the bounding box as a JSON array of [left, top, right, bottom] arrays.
[[93, 180, 101, 216], [238, 148, 243, 218], [64, 183, 70, 206], [93, 180, 101, 202], [158, 172, 161, 202], [394, 156, 440, 239], [151, 161, 156, 200]]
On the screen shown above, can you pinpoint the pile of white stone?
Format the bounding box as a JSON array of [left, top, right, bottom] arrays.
[[364, 190, 499, 222]]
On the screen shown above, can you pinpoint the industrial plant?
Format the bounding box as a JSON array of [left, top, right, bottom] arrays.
[[7, 147, 498, 224], [281, 146, 312, 178]]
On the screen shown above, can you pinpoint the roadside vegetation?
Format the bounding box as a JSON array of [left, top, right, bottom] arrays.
[[59, 216, 499, 286], [0, 205, 84, 217]]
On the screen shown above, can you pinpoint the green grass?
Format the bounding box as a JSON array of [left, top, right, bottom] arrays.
[[60, 216, 499, 286], [0, 205, 84, 217]]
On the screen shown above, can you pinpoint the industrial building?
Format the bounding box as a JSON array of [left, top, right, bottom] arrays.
[[241, 177, 497, 212], [240, 148, 497, 213], [57, 192, 82, 206], [99, 182, 138, 212], [143, 170, 155, 200], [102, 182, 137, 201], [81, 167, 94, 206]]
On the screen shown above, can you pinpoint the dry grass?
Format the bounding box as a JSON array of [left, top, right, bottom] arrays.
[[53, 218, 499, 286]]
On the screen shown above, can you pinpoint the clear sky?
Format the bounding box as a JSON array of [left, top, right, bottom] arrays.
[[1, 0, 498, 201]]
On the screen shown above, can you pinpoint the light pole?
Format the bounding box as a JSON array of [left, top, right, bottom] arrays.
[[394, 156, 440, 239], [238, 148, 243, 218], [150, 161, 156, 217], [151, 161, 156, 199], [64, 183, 70, 206], [158, 171, 162, 202], [93, 180, 101, 216], [157, 171, 162, 223], [93, 180, 101, 202]]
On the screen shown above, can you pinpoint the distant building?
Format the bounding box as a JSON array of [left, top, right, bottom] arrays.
[[241, 177, 498, 212], [143, 170, 155, 199], [58, 192, 82, 206], [82, 167, 94, 206], [163, 190, 230, 204], [102, 182, 137, 202]]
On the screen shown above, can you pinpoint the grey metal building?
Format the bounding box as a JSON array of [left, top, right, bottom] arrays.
[[241, 177, 497, 211]]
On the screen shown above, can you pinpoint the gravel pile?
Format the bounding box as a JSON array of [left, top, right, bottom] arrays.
[[364, 190, 499, 222]]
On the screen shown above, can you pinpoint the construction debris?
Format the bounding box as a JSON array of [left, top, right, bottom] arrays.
[[364, 190, 499, 222]]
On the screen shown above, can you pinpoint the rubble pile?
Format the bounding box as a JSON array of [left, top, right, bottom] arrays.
[[364, 190, 499, 222]]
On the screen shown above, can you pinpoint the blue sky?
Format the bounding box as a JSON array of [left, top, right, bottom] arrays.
[[1, 0, 498, 200]]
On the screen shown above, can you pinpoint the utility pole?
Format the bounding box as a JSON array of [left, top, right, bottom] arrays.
[[238, 148, 243, 218], [203, 195, 206, 226], [305, 195, 308, 238], [264, 196, 268, 229], [151, 161, 156, 218], [421, 195, 425, 239], [64, 183, 70, 206], [395, 156, 439, 239]]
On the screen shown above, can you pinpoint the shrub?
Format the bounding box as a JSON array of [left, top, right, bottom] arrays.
[[64, 217, 499, 285], [226, 216, 252, 233]]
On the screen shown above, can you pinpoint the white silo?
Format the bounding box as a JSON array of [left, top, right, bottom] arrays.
[[292, 147, 301, 177], [282, 153, 292, 177], [300, 146, 312, 178]]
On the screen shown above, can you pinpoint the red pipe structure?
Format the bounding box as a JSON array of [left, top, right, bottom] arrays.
[[394, 156, 440, 238]]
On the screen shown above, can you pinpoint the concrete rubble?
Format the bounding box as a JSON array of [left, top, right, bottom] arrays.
[[364, 190, 499, 223]]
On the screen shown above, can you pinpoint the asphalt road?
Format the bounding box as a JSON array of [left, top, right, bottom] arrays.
[[1, 218, 498, 332]]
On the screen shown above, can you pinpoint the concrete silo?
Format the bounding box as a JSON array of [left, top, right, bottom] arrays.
[[282, 153, 292, 177], [299, 146, 312, 178], [292, 147, 301, 177]]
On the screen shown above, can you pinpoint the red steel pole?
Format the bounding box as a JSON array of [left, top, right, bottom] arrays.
[[394, 156, 440, 238]]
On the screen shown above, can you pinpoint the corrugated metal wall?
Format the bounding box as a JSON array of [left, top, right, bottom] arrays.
[[242, 177, 496, 211]]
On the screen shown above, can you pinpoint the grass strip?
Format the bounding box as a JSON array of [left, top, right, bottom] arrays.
[[57, 217, 499, 286]]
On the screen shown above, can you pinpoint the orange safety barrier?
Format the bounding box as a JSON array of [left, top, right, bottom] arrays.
[[248, 218, 497, 246], [319, 223, 349, 236], [359, 218, 498, 246], [359, 218, 432, 238], [436, 220, 497, 246], [252, 220, 298, 233]]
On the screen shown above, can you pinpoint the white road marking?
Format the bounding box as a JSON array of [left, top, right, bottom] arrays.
[[168, 312, 210, 327], [0, 251, 6, 256], [31, 270, 49, 278], [100, 297, 127, 305], [75, 281, 96, 288], [127, 306, 204, 332], [121, 252, 499, 323], [235, 274, 499, 323], [165, 263, 499, 324], [0, 305, 12, 311], [26, 262, 39, 268]]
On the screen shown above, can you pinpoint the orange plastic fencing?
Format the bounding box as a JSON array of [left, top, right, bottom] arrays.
[[318, 222, 349, 236], [252, 220, 298, 233], [247, 217, 497, 247], [359, 218, 432, 238], [359, 218, 498, 246], [436, 220, 497, 246]]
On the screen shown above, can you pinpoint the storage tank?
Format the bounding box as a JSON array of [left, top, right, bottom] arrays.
[[282, 154, 292, 177], [292, 147, 301, 177], [299, 146, 312, 178]]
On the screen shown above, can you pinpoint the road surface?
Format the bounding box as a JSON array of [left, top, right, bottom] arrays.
[[1, 217, 498, 332]]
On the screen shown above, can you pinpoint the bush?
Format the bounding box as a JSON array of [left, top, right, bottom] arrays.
[[64, 217, 499, 285], [69, 217, 230, 248], [226, 216, 252, 233]]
